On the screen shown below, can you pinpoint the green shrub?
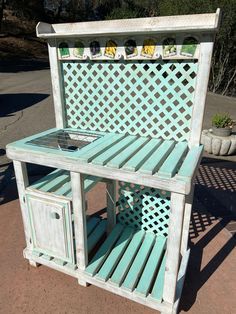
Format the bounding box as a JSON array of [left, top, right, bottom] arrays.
[[212, 113, 233, 128]]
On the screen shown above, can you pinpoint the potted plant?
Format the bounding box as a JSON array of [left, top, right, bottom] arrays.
[[211, 113, 234, 137]]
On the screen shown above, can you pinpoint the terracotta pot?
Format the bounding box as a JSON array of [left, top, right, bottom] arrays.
[[212, 126, 232, 137]]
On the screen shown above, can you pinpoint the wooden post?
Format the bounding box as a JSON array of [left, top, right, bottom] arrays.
[[13, 161, 39, 267], [13, 161, 31, 248], [106, 180, 116, 233], [70, 171, 88, 286], [180, 186, 195, 256], [48, 38, 66, 128], [189, 35, 215, 147], [162, 192, 185, 305]]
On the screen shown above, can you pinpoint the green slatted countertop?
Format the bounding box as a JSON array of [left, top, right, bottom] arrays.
[[7, 128, 203, 194]]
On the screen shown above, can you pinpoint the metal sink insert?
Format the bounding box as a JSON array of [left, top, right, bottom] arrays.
[[26, 129, 102, 152]]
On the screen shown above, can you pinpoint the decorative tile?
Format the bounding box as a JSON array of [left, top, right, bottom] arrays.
[[181, 37, 198, 57], [59, 42, 70, 58], [73, 40, 85, 58], [163, 38, 177, 58], [141, 38, 156, 58], [90, 40, 102, 58], [124, 39, 138, 58], [104, 40, 117, 59]]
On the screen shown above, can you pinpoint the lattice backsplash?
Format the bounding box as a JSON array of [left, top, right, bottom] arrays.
[[61, 59, 198, 141], [118, 182, 171, 237]]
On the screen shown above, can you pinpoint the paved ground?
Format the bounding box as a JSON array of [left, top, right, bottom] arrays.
[[0, 180, 235, 314], [0, 62, 236, 314]]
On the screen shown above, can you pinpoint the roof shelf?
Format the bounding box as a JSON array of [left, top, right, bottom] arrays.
[[36, 9, 221, 39]]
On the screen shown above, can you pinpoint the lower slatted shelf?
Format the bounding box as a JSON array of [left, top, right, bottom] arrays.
[[85, 224, 167, 302]]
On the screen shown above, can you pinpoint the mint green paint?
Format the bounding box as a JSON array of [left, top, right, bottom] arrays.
[[97, 227, 134, 281], [177, 145, 203, 181], [139, 140, 175, 175], [29, 169, 101, 198], [55, 181, 71, 196], [110, 229, 145, 286], [135, 236, 166, 297], [62, 60, 197, 141], [87, 220, 107, 253], [7, 128, 58, 148], [30, 169, 66, 190], [150, 253, 167, 301], [122, 232, 155, 291], [85, 223, 124, 276], [86, 217, 101, 236], [91, 135, 137, 166], [7, 129, 110, 160], [122, 138, 162, 171], [78, 133, 125, 162], [158, 141, 188, 178], [39, 172, 69, 192], [106, 136, 149, 169]]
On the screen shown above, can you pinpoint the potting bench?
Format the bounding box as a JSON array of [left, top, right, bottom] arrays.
[[7, 10, 220, 314]]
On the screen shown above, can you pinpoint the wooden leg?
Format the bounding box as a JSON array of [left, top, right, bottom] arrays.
[[180, 186, 195, 256], [29, 260, 40, 267], [78, 278, 89, 287], [71, 172, 88, 286], [162, 192, 185, 306], [106, 180, 116, 234], [13, 161, 33, 251]]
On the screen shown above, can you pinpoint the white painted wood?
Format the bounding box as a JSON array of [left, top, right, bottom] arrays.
[[48, 39, 65, 128], [163, 193, 185, 305], [36, 22, 53, 36], [78, 278, 89, 287], [7, 148, 189, 194], [77, 270, 172, 313], [180, 187, 195, 256], [172, 249, 191, 314], [70, 172, 88, 271], [26, 193, 74, 263], [26, 186, 71, 201], [29, 260, 40, 267], [106, 180, 116, 234], [26, 188, 71, 204], [13, 161, 32, 250], [36, 10, 220, 38], [189, 35, 215, 147], [23, 248, 77, 278]]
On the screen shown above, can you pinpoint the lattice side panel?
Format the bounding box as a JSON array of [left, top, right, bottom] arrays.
[[117, 182, 171, 237], [61, 60, 198, 141]]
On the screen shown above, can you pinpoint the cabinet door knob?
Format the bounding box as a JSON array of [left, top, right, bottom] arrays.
[[50, 212, 60, 219]]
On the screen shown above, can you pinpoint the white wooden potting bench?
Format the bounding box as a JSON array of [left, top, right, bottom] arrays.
[[7, 10, 220, 314]]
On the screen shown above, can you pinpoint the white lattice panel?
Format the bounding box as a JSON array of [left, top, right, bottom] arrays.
[[61, 60, 198, 141]]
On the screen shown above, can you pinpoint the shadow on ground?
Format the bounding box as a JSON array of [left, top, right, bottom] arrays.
[[0, 163, 52, 205], [0, 93, 49, 117], [179, 157, 236, 312], [0, 59, 49, 73]]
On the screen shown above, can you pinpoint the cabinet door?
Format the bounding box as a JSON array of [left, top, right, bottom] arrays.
[[26, 193, 74, 264]]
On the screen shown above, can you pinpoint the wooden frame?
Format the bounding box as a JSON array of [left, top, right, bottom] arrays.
[[36, 10, 220, 38], [7, 10, 220, 314]]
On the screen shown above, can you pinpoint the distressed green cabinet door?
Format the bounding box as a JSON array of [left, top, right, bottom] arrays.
[[26, 193, 74, 264]]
